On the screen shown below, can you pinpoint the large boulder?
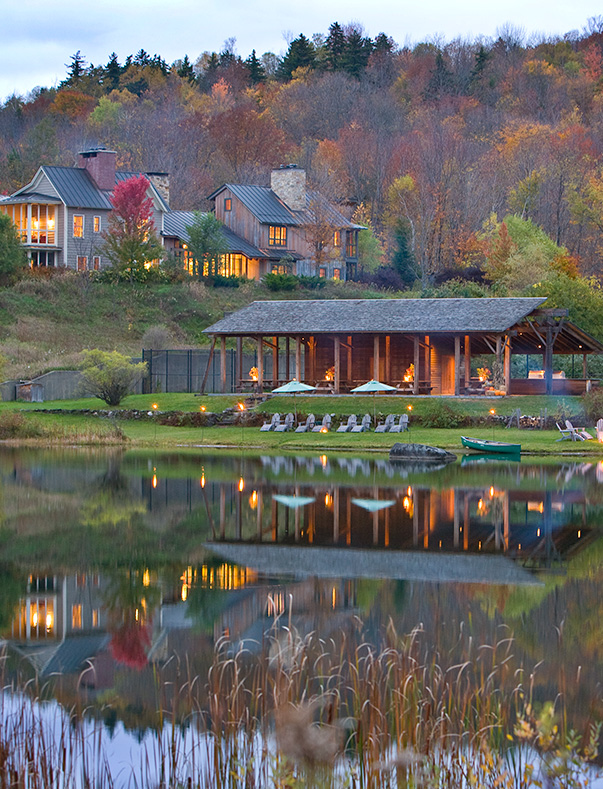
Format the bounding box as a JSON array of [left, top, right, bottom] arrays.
[[389, 443, 456, 463]]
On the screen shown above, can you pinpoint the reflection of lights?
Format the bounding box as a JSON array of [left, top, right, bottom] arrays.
[[181, 585, 188, 601], [489, 486, 495, 497], [249, 490, 258, 509], [477, 498, 484, 513], [32, 612, 39, 628], [46, 613, 53, 630], [320, 454, 327, 467], [238, 477, 245, 492], [200, 474, 206, 488], [537, 528, 541, 537], [152, 474, 158, 488], [143, 569, 150, 587], [325, 493, 333, 507], [528, 501, 544, 513], [478, 541, 482, 550], [135, 608, 139, 621], [407, 486, 412, 497], [518, 544, 522, 551], [332, 587, 337, 609], [578, 530, 581, 538]]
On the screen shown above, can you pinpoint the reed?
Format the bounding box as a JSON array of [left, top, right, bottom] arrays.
[[1, 622, 600, 788]]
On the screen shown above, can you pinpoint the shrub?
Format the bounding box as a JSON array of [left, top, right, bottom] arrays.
[[141, 325, 173, 350], [297, 275, 327, 290], [263, 273, 298, 292], [582, 388, 603, 423], [0, 412, 44, 439], [80, 350, 147, 406], [418, 399, 466, 428], [206, 274, 241, 288]]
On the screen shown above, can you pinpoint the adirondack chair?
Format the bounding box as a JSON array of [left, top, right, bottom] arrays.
[[390, 414, 409, 433], [337, 414, 357, 433], [565, 420, 593, 441], [295, 414, 316, 433], [311, 414, 332, 432], [375, 414, 395, 433], [555, 422, 572, 441], [274, 413, 295, 432], [260, 413, 280, 432], [351, 414, 371, 432], [597, 418, 603, 442]]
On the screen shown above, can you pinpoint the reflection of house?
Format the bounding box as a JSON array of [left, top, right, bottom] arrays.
[[206, 165, 361, 280], [0, 147, 170, 271], [204, 297, 603, 394]]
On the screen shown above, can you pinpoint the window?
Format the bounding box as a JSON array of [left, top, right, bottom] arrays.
[[333, 230, 341, 247], [346, 231, 357, 258], [92, 609, 100, 628], [92, 256, 101, 270], [73, 215, 84, 238], [319, 267, 326, 278], [30, 251, 55, 268], [333, 268, 341, 280], [269, 226, 287, 247], [1, 203, 55, 244], [93, 216, 100, 232], [271, 264, 289, 275], [224, 198, 232, 211], [77, 256, 88, 272], [72, 604, 82, 630]]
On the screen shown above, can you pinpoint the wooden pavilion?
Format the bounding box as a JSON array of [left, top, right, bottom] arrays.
[[202, 297, 603, 396]]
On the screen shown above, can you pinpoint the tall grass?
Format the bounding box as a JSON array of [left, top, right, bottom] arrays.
[[1, 623, 600, 788]]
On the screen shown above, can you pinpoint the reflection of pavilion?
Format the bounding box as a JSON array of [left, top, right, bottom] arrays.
[[205, 476, 593, 586]]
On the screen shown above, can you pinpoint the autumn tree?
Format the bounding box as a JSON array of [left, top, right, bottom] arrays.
[[101, 175, 162, 282]]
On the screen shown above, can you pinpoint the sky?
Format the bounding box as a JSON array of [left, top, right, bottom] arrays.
[[1, 0, 601, 101]]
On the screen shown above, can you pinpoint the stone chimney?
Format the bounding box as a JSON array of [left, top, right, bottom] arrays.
[[271, 164, 306, 211], [146, 172, 170, 207], [78, 147, 117, 191]]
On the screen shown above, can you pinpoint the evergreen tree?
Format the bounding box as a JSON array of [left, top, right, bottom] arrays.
[[245, 50, 265, 84], [134, 49, 151, 67], [277, 34, 316, 80], [326, 22, 346, 71], [177, 54, 197, 84], [392, 218, 418, 287], [342, 28, 373, 78], [104, 52, 121, 91], [424, 52, 455, 100], [61, 51, 87, 87], [373, 33, 394, 55]]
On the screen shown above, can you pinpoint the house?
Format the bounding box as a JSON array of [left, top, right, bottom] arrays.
[[206, 164, 362, 280], [0, 147, 172, 271], [203, 296, 603, 395]]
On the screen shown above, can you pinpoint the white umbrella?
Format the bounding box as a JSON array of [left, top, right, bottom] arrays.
[[271, 379, 316, 424], [352, 498, 396, 512], [273, 494, 316, 509], [350, 379, 397, 423]]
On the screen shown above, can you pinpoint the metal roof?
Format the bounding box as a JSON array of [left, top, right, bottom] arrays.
[[204, 297, 548, 335], [163, 211, 263, 258], [41, 166, 114, 209], [0, 192, 61, 205], [209, 183, 358, 228]]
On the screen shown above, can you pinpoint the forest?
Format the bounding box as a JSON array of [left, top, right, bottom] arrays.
[[2, 18, 603, 304]]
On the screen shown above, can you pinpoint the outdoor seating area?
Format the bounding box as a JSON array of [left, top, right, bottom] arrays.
[[556, 420, 594, 441], [258, 411, 410, 434]]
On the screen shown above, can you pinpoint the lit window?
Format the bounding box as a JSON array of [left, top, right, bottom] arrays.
[[346, 231, 357, 258], [93, 216, 100, 232], [319, 267, 326, 278], [224, 198, 232, 211], [93, 256, 100, 270], [269, 226, 287, 246], [92, 609, 100, 628], [77, 256, 88, 272], [72, 604, 82, 629], [333, 230, 341, 247], [73, 215, 84, 238], [333, 268, 341, 280]]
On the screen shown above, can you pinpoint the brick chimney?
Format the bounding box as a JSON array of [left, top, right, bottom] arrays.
[[78, 147, 117, 191], [271, 164, 306, 211], [146, 172, 170, 207]]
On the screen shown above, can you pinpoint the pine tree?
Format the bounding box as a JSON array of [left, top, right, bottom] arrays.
[[424, 52, 455, 100], [325, 22, 346, 71], [277, 34, 316, 80], [342, 29, 373, 78], [104, 52, 121, 92], [245, 50, 265, 84], [61, 51, 87, 87], [392, 218, 418, 287], [177, 54, 197, 84]]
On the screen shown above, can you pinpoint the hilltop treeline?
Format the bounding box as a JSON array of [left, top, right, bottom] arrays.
[[3, 18, 603, 286]]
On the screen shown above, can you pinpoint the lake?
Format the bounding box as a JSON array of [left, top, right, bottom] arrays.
[[0, 446, 601, 786]]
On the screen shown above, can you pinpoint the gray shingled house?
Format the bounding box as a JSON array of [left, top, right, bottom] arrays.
[[207, 165, 362, 280], [204, 296, 603, 396]]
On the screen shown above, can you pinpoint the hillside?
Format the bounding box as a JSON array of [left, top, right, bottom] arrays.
[[0, 273, 390, 380]]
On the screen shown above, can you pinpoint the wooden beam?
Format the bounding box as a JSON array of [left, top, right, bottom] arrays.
[[385, 335, 391, 383], [413, 335, 420, 395], [334, 336, 341, 394], [273, 336, 279, 385], [296, 336, 302, 381], [220, 335, 227, 394], [454, 335, 461, 396], [545, 326, 553, 395], [236, 337, 242, 393], [373, 335, 380, 380], [504, 335, 512, 393], [347, 335, 352, 386], [257, 336, 264, 393], [285, 336, 290, 380], [464, 335, 471, 390], [200, 336, 216, 394]]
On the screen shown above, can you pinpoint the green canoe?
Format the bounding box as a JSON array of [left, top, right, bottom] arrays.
[[461, 436, 521, 455]]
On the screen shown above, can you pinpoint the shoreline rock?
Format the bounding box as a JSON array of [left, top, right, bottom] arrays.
[[389, 442, 457, 463]]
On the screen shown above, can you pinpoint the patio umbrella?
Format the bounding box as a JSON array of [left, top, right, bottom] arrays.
[[352, 498, 396, 512], [350, 379, 397, 423], [271, 379, 316, 424], [273, 494, 316, 508]]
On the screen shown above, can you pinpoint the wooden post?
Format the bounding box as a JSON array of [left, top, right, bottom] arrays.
[[454, 335, 461, 396], [464, 335, 471, 390], [424, 335, 430, 391], [347, 335, 353, 387], [285, 337, 290, 380], [273, 336, 279, 385], [334, 336, 341, 394], [220, 335, 227, 394], [373, 336, 380, 380], [453, 491, 460, 549], [200, 336, 216, 394], [296, 336, 302, 381], [544, 326, 553, 396], [257, 336, 264, 393], [333, 488, 339, 542], [385, 335, 391, 383], [236, 337, 243, 393], [496, 335, 502, 391], [583, 353, 588, 379], [413, 335, 420, 395], [504, 336, 512, 394], [257, 490, 263, 541]]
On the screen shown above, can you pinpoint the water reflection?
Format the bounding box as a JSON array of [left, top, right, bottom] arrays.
[[0, 447, 601, 738]]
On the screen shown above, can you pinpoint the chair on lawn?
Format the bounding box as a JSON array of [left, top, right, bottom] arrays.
[[556, 422, 572, 441], [311, 414, 332, 432], [274, 413, 294, 432], [375, 414, 395, 433], [597, 418, 603, 442], [351, 414, 371, 433], [295, 414, 316, 433], [389, 414, 409, 433], [337, 415, 357, 433], [565, 420, 593, 441], [260, 413, 280, 432]]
